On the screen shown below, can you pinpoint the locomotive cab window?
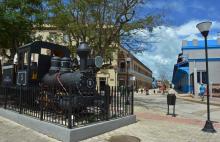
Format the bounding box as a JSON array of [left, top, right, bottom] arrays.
[[31, 53, 39, 64], [41, 48, 51, 56], [24, 52, 28, 65], [18, 52, 28, 70]]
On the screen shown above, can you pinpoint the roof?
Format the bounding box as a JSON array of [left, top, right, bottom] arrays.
[[182, 39, 220, 50], [119, 46, 152, 73], [18, 41, 70, 57]]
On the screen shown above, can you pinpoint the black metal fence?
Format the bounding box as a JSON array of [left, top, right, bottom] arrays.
[[0, 85, 133, 129]]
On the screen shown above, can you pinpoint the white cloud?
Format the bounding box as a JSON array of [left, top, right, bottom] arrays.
[[131, 20, 220, 80], [175, 20, 201, 36], [212, 21, 220, 30], [175, 20, 220, 36], [133, 26, 181, 80]]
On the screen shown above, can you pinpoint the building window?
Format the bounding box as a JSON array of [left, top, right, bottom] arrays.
[[197, 71, 207, 84], [197, 72, 200, 83], [202, 72, 207, 84]]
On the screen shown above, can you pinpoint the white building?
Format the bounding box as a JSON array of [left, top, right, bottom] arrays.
[[172, 38, 220, 96]]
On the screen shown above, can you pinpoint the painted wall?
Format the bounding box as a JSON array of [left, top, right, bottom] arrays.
[[189, 61, 220, 84], [183, 49, 220, 59]]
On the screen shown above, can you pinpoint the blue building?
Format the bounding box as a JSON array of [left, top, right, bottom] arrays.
[[172, 39, 220, 95]]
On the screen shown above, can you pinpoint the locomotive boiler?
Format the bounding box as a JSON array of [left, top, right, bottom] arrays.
[[42, 43, 103, 95]]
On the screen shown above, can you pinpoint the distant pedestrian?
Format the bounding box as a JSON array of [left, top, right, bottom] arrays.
[[199, 83, 206, 101]]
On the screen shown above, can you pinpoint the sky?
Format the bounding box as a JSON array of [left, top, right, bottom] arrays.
[[132, 0, 220, 80]]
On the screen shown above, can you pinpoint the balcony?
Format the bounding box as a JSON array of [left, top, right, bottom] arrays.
[[118, 68, 152, 82], [118, 68, 127, 73]]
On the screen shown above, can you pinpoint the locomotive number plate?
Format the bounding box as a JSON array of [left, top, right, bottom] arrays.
[[87, 79, 94, 88]]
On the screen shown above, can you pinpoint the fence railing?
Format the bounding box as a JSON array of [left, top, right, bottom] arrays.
[[0, 85, 133, 129]]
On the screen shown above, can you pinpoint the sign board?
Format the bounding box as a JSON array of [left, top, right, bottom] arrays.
[[2, 65, 14, 85], [212, 84, 220, 97], [16, 70, 27, 86]]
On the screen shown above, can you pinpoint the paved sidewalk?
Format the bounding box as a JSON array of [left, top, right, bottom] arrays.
[[0, 116, 60, 142], [83, 111, 220, 142], [176, 93, 220, 106]]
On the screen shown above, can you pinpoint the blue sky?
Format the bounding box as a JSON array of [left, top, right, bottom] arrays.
[[132, 0, 220, 80]]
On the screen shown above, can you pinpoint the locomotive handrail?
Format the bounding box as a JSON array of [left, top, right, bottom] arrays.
[[56, 72, 68, 95]]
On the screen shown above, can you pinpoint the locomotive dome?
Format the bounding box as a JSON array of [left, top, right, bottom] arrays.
[[77, 42, 91, 56]]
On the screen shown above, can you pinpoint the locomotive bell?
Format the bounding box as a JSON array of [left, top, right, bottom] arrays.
[[60, 57, 71, 73], [49, 56, 61, 74], [77, 42, 91, 71]]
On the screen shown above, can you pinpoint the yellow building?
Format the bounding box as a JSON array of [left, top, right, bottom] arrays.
[[97, 46, 152, 90]]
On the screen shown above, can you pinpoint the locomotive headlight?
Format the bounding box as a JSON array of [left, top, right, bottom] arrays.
[[94, 56, 103, 68]]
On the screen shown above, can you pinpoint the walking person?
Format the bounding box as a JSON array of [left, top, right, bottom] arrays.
[[199, 83, 206, 101]]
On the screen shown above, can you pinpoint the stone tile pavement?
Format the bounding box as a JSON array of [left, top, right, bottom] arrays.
[[0, 116, 60, 142], [82, 110, 220, 142]]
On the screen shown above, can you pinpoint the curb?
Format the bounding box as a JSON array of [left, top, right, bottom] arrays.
[[0, 108, 136, 142]]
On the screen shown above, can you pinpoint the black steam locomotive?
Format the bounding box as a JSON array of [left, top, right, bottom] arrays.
[[2, 41, 103, 90], [1, 41, 107, 113]]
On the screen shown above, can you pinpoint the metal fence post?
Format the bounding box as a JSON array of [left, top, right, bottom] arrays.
[[105, 85, 110, 120], [131, 86, 134, 115], [68, 96, 72, 129], [19, 85, 23, 114], [40, 89, 43, 121], [4, 87, 8, 109]]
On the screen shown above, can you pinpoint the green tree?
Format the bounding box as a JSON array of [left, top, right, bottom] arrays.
[[0, 0, 46, 62], [47, 0, 161, 59]]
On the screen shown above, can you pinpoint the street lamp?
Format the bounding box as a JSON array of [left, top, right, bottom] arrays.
[[196, 21, 216, 133]]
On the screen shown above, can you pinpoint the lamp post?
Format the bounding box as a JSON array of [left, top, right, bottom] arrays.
[[196, 21, 216, 133], [125, 57, 131, 112]]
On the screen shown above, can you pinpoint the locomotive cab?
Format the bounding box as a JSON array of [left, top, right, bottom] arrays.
[[3, 41, 70, 86]]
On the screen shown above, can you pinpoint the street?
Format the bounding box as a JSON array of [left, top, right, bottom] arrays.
[[83, 94, 220, 142], [1, 94, 220, 142]]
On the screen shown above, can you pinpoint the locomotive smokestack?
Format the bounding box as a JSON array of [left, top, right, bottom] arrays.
[[77, 42, 91, 71]]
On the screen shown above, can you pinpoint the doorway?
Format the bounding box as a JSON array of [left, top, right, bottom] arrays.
[[99, 77, 106, 91]]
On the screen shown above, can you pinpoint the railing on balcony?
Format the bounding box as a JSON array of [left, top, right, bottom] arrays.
[[118, 68, 152, 81], [118, 68, 127, 73]]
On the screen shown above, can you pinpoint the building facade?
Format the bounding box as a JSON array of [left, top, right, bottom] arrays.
[[116, 47, 152, 90], [172, 39, 220, 96], [96, 46, 152, 90]]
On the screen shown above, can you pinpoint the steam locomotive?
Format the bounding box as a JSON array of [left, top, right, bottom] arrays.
[[1, 41, 107, 112], [2, 41, 103, 90]]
